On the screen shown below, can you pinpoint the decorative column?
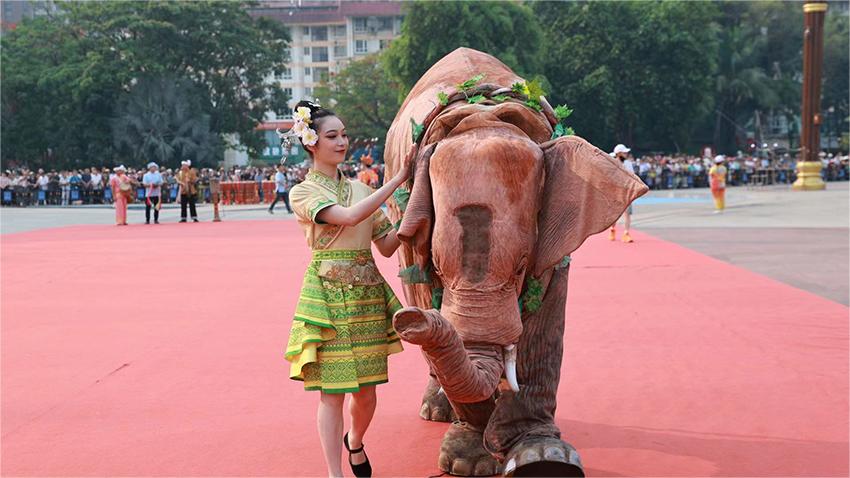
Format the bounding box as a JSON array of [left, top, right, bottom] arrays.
[[210, 178, 222, 222], [793, 1, 828, 191]]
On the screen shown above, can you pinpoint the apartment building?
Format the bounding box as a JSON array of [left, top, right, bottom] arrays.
[[243, 1, 404, 165]]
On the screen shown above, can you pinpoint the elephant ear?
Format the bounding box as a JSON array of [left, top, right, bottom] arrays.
[[533, 136, 648, 276], [397, 142, 437, 265]]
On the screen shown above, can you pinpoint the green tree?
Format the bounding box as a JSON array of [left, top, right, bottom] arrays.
[[1, 1, 290, 168], [710, 2, 800, 153], [533, 1, 720, 152], [314, 54, 402, 143], [383, 1, 543, 94], [823, 12, 849, 145], [112, 76, 222, 168]]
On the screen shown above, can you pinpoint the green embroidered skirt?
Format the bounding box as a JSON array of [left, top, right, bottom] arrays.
[[285, 249, 404, 393]]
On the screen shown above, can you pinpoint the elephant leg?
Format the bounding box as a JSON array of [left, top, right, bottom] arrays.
[[420, 363, 457, 423], [439, 399, 500, 477], [484, 265, 584, 477]]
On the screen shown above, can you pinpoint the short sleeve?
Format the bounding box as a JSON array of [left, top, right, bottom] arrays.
[[371, 207, 393, 241], [290, 183, 337, 223]]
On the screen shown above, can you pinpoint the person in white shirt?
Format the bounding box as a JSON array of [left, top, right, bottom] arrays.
[[143, 162, 164, 224], [36, 170, 50, 206], [609, 144, 637, 243], [59, 171, 70, 205], [90, 168, 103, 203], [268, 163, 292, 214]]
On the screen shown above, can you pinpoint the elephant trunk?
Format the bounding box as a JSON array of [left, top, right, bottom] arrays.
[[394, 307, 505, 403]]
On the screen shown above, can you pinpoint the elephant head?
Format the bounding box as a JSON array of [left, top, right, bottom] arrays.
[[384, 48, 648, 405]]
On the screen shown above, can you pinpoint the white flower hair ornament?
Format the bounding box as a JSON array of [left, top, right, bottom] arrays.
[[276, 102, 322, 162]]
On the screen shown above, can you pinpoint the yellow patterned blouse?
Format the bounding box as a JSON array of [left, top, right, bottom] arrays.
[[289, 169, 394, 251]]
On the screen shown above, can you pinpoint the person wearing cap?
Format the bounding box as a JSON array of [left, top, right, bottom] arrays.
[[109, 165, 135, 225], [609, 143, 636, 243], [709, 155, 727, 213], [143, 162, 164, 224], [176, 160, 199, 222]]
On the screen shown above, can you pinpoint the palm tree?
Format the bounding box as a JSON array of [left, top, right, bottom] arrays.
[[112, 76, 221, 168], [713, 26, 780, 153]]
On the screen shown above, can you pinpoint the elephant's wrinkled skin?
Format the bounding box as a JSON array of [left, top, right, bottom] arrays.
[[383, 48, 648, 477]]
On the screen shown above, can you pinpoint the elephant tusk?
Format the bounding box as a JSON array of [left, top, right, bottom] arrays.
[[504, 344, 520, 393]]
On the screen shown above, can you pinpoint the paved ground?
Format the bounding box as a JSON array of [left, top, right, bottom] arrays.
[[627, 182, 849, 305], [2, 182, 848, 304]]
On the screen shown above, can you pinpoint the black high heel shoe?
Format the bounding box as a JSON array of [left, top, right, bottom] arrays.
[[343, 432, 372, 478]]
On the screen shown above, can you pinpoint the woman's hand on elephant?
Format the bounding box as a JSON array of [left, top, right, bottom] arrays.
[[396, 144, 418, 184]]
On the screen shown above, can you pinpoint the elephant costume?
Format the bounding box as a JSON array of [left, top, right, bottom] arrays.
[[383, 48, 647, 476]]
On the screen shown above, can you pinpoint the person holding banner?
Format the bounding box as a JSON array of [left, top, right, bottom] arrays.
[[143, 162, 164, 224]]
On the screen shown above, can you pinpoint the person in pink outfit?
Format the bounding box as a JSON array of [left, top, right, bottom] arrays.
[[109, 165, 135, 226]]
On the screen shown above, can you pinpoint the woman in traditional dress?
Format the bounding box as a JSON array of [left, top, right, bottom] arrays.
[[283, 101, 415, 478], [709, 155, 728, 213], [109, 165, 134, 226]]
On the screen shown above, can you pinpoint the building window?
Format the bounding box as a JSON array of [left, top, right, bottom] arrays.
[[354, 17, 367, 33], [355, 40, 368, 54], [312, 46, 329, 63], [378, 17, 393, 31], [304, 67, 312, 77], [303, 46, 311, 56], [314, 67, 330, 83], [302, 26, 310, 36], [379, 39, 391, 50], [311, 26, 328, 41], [280, 67, 292, 80], [334, 44, 347, 57], [283, 87, 293, 97], [305, 87, 313, 97], [334, 25, 347, 37]]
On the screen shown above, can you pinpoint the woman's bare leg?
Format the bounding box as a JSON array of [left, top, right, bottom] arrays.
[[347, 385, 377, 466], [318, 392, 346, 477]]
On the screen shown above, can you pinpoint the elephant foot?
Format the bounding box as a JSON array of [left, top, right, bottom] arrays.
[[502, 437, 583, 477], [438, 422, 499, 477], [420, 376, 457, 422]]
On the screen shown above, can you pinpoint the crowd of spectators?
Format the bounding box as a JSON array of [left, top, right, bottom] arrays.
[[0, 162, 388, 207], [1, 152, 846, 207], [625, 152, 848, 190]]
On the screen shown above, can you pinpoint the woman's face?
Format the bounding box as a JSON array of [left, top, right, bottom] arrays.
[[307, 116, 348, 166]]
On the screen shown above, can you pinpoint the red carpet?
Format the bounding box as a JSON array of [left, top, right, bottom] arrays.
[[2, 222, 847, 477]]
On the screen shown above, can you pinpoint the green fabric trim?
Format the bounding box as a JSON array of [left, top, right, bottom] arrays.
[[302, 379, 389, 393], [293, 316, 336, 330], [310, 200, 337, 223], [312, 249, 373, 261], [284, 339, 323, 356], [306, 170, 342, 192], [372, 218, 393, 240], [557, 255, 572, 269]]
